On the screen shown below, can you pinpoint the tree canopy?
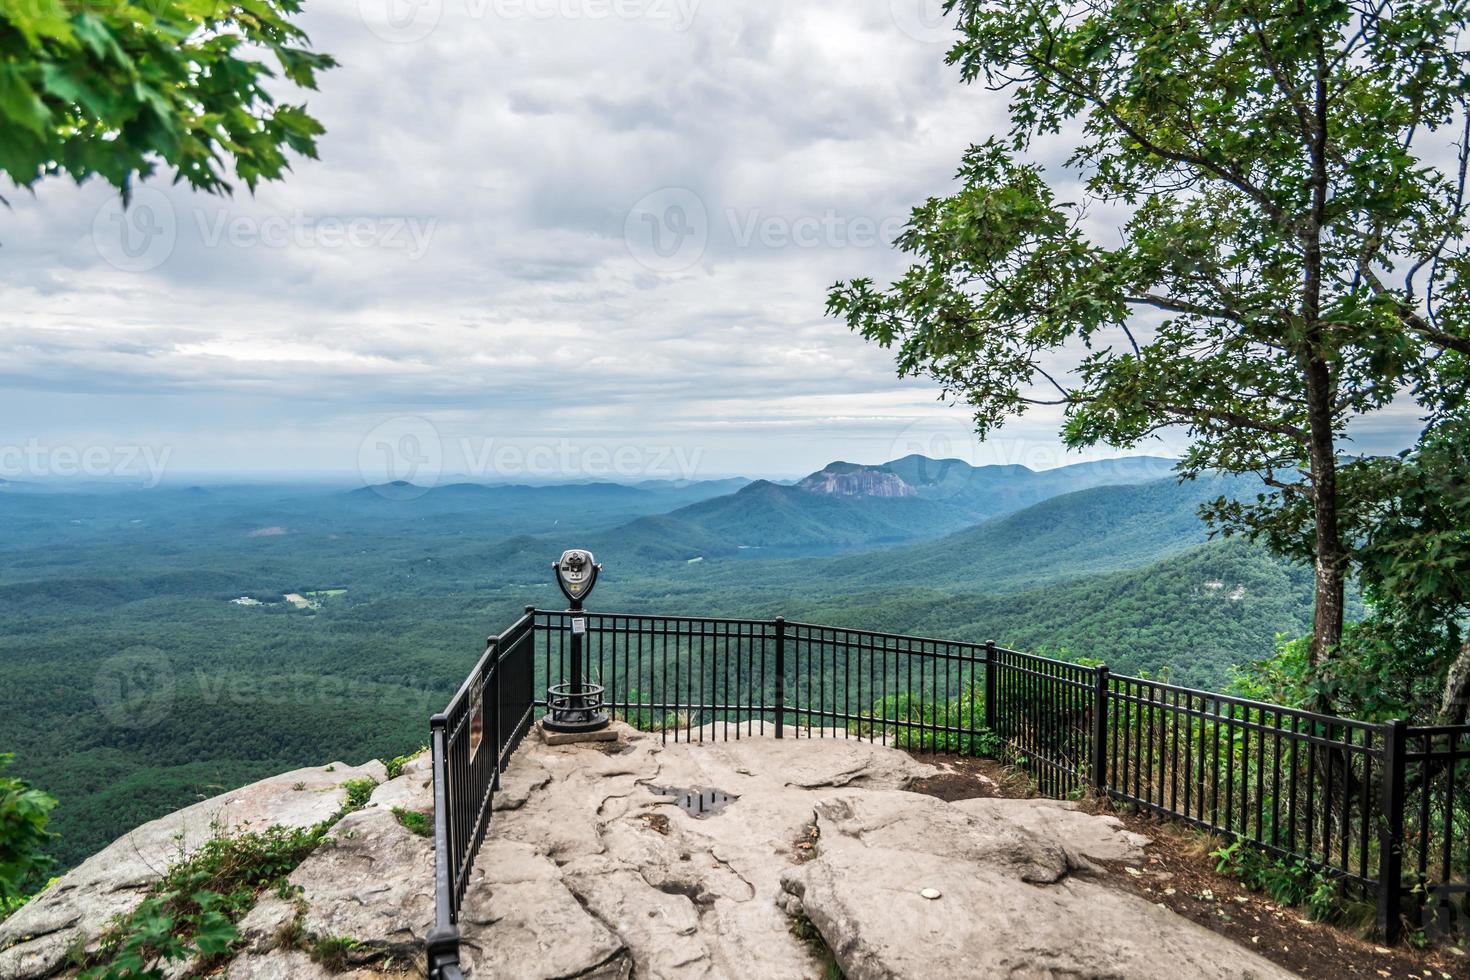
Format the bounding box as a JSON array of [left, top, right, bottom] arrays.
[[0, 0, 334, 201], [829, 0, 1470, 702]]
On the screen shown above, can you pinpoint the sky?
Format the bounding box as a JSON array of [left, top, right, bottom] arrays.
[[0, 0, 1428, 488]]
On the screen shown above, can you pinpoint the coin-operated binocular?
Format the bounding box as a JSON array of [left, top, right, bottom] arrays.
[[543, 549, 610, 734]]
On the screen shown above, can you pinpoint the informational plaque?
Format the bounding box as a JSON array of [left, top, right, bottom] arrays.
[[468, 672, 485, 759]]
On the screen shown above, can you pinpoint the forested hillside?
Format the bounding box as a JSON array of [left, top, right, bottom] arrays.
[[0, 459, 1335, 869]]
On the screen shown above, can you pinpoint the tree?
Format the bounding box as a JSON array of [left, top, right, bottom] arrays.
[[828, 0, 1470, 693], [1343, 407, 1470, 722], [0, 753, 56, 915], [0, 0, 334, 202]]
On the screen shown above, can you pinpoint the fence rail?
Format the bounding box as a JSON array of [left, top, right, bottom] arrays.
[[427, 608, 1470, 977]]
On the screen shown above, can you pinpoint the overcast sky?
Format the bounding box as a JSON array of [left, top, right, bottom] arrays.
[[0, 0, 1426, 487]]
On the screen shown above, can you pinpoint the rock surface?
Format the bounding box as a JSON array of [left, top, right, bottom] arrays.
[[780, 792, 1290, 979], [0, 760, 386, 979], [4, 725, 1299, 979]]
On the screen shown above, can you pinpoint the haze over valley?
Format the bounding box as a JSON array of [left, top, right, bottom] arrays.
[[0, 453, 1335, 868]]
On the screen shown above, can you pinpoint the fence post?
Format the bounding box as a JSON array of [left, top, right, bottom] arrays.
[[488, 635, 501, 791], [1377, 718, 1408, 944], [1092, 665, 1110, 792], [427, 713, 461, 979], [983, 641, 997, 731], [774, 618, 786, 739]]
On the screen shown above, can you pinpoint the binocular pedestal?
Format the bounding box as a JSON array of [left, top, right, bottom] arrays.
[[544, 549, 611, 736], [543, 681, 609, 734]]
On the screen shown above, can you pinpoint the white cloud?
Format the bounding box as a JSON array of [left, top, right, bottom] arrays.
[[0, 0, 1423, 481]]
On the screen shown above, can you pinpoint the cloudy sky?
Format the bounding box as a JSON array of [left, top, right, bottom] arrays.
[[0, 0, 1423, 486]]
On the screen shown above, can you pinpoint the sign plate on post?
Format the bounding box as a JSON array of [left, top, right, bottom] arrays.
[[572, 617, 586, 635], [468, 672, 484, 759]]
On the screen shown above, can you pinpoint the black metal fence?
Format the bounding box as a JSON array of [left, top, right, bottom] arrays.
[[425, 612, 537, 980], [427, 609, 1470, 977]]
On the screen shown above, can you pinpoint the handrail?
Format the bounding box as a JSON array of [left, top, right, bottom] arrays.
[[428, 608, 1470, 974]]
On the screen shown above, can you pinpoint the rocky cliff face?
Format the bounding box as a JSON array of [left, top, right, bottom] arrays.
[[0, 758, 389, 979], [797, 463, 917, 498], [0, 726, 1296, 979]]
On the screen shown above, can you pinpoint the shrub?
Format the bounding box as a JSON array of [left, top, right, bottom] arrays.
[[83, 822, 327, 977], [383, 749, 426, 780], [392, 808, 432, 838], [340, 779, 377, 813], [1211, 840, 1342, 921], [309, 934, 362, 972], [0, 753, 57, 917], [615, 690, 685, 733], [849, 683, 1000, 755]]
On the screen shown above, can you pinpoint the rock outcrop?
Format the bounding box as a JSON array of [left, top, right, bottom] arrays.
[[0, 760, 386, 978], [2, 725, 1297, 979], [797, 463, 917, 498]]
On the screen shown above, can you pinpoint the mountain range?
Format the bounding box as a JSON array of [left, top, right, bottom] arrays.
[[1, 451, 1339, 871]]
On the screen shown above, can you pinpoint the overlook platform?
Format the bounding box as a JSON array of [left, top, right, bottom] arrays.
[[461, 723, 1293, 978], [219, 722, 1294, 979]]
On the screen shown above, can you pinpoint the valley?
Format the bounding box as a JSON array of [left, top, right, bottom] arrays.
[[0, 454, 1337, 869]]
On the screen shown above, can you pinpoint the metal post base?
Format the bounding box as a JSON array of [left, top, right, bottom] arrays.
[[544, 682, 610, 733]]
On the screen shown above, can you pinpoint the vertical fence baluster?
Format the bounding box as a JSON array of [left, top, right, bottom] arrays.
[[1092, 666, 1109, 792], [774, 618, 785, 738], [1377, 719, 1407, 945]]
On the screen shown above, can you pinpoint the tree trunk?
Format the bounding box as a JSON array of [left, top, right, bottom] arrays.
[[1436, 635, 1470, 727], [1304, 356, 1347, 681], [1302, 45, 1345, 684]]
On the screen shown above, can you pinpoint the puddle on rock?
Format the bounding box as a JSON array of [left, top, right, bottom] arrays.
[[647, 784, 739, 819]]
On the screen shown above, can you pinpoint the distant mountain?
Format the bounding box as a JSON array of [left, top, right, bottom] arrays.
[[884, 453, 1179, 510], [796, 472, 1251, 595], [578, 454, 1185, 561], [611, 480, 968, 556], [343, 478, 743, 515], [797, 462, 916, 498], [776, 537, 1332, 690], [633, 476, 750, 494]]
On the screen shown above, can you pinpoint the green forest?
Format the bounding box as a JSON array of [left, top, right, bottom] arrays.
[[0, 468, 1329, 869]]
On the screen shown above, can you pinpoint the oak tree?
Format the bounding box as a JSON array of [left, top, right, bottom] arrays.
[[0, 0, 334, 202], [830, 0, 1470, 692]]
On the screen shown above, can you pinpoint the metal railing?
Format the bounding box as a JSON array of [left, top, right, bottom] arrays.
[[425, 612, 537, 980], [427, 609, 1470, 976]]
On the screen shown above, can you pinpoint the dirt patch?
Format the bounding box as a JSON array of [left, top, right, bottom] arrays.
[[908, 752, 1468, 980], [790, 821, 820, 864], [637, 812, 671, 835], [904, 753, 1036, 802]]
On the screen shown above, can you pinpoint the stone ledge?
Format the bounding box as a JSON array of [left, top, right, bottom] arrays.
[[536, 719, 620, 745]]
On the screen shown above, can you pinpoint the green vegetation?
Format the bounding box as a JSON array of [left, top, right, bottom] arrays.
[[829, 0, 1470, 713], [615, 691, 685, 733], [81, 822, 324, 978], [340, 779, 376, 812], [391, 807, 431, 838], [849, 683, 999, 756], [78, 767, 378, 978], [307, 934, 363, 972], [0, 0, 334, 199], [0, 754, 56, 917], [1211, 841, 1348, 925], [787, 909, 845, 980], [382, 749, 425, 780], [0, 465, 1340, 874]]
